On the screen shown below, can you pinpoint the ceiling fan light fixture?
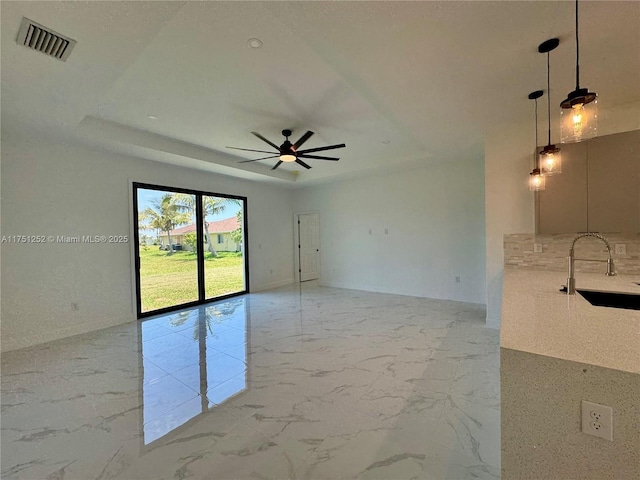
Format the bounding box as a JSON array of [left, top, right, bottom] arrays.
[[279, 136, 296, 162], [227, 129, 345, 170], [280, 153, 297, 162]]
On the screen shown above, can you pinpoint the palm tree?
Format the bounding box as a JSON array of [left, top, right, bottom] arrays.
[[168, 299, 244, 340], [230, 210, 243, 253], [174, 194, 240, 257], [139, 193, 191, 254]]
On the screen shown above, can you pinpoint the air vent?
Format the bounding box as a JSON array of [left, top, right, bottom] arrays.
[[16, 17, 76, 61]]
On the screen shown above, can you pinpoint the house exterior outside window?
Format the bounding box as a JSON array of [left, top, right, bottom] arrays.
[[157, 216, 241, 252]]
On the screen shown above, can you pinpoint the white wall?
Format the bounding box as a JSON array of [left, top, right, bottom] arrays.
[[484, 120, 535, 328], [293, 156, 486, 305], [1, 133, 294, 351], [485, 100, 640, 328]]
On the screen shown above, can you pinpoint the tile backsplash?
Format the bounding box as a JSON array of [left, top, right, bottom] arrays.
[[504, 233, 640, 275]]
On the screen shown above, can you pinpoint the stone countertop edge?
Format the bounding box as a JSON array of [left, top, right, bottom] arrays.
[[500, 268, 640, 375]]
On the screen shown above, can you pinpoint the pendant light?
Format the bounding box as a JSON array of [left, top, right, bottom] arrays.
[[528, 90, 545, 192], [538, 38, 562, 175], [560, 0, 598, 143]]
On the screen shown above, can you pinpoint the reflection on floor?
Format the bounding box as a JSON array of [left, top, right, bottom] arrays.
[[1, 284, 501, 479], [141, 299, 248, 444]]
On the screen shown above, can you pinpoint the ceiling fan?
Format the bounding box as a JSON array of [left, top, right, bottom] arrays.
[[226, 129, 346, 170]]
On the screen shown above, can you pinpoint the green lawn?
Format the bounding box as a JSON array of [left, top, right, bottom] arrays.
[[139, 248, 244, 312]]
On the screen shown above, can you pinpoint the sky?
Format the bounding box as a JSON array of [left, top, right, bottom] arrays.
[[137, 187, 242, 228]]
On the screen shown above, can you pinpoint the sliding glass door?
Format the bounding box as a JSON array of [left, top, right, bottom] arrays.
[[202, 194, 245, 299], [133, 183, 248, 317]]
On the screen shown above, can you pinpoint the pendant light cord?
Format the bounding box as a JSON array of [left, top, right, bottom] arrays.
[[575, 0, 580, 89], [534, 98, 539, 169], [547, 53, 552, 145]]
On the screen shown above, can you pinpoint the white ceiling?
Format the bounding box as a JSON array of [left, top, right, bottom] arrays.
[[2, 1, 639, 187]]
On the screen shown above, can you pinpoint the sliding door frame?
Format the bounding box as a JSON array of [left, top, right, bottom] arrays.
[[132, 182, 249, 319]]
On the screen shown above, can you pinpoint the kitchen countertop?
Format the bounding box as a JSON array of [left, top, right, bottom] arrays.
[[500, 268, 640, 374]]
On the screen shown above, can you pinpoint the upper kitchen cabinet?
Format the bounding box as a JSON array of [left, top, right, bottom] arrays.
[[588, 130, 640, 232], [536, 129, 640, 234]]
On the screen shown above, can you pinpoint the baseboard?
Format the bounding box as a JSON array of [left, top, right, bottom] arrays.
[[250, 278, 295, 292], [320, 279, 487, 308], [1, 312, 137, 353]]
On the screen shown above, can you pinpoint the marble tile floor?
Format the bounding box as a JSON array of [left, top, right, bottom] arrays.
[[1, 284, 501, 480]]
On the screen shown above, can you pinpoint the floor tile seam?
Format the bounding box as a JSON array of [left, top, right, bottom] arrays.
[[141, 391, 204, 431], [142, 342, 240, 366], [201, 374, 249, 407], [140, 336, 195, 355], [142, 315, 194, 329], [139, 325, 175, 339], [141, 389, 203, 427], [216, 346, 249, 363], [141, 358, 208, 401]]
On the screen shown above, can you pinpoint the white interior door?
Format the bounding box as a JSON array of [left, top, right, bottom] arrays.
[[298, 213, 320, 282]]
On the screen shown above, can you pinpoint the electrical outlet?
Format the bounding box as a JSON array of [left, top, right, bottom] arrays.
[[581, 400, 613, 441], [534, 243, 543, 253], [455, 276, 461, 284], [614, 244, 626, 255]]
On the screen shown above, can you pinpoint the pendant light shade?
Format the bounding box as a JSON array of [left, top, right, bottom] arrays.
[[539, 38, 562, 175], [528, 90, 546, 192], [560, 0, 598, 143], [529, 168, 546, 191], [560, 92, 597, 143], [539, 145, 561, 176]]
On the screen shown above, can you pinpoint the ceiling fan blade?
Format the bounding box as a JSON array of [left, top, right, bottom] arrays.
[[251, 132, 280, 150], [239, 155, 280, 163], [295, 159, 312, 169], [297, 143, 346, 154], [293, 130, 314, 149], [271, 160, 283, 170], [227, 146, 277, 154], [298, 154, 340, 161]]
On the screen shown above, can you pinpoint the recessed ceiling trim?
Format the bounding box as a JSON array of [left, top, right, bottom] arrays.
[[16, 17, 77, 61], [77, 116, 299, 183]]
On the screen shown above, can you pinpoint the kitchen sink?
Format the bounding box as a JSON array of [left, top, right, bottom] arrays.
[[577, 290, 640, 311]]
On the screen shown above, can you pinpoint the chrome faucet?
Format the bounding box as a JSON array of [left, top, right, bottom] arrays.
[[566, 233, 616, 295]]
